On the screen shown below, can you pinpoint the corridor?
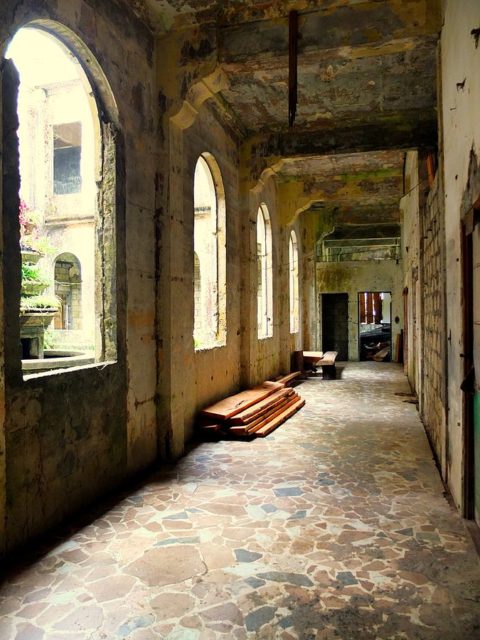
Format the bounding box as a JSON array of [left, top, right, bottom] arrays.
[[1, 363, 479, 639]]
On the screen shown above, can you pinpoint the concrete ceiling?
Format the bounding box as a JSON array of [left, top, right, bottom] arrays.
[[138, 0, 440, 141], [131, 0, 440, 243], [277, 150, 404, 236]]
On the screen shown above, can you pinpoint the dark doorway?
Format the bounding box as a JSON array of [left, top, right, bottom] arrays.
[[461, 218, 480, 527], [322, 293, 348, 360], [358, 291, 392, 361]]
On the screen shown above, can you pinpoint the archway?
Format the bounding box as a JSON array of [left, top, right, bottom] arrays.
[[5, 24, 119, 368]]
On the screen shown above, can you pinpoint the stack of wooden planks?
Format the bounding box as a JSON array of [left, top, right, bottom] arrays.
[[197, 372, 304, 438]]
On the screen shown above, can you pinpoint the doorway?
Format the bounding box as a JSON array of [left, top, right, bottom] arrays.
[[322, 293, 348, 360], [462, 217, 480, 527], [358, 291, 392, 361]]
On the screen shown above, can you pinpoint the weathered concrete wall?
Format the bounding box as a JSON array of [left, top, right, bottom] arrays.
[[421, 173, 447, 471], [0, 0, 157, 552], [402, 148, 448, 473], [243, 173, 282, 385], [315, 260, 403, 361], [156, 85, 303, 455], [441, 0, 480, 509], [401, 151, 423, 394], [168, 101, 243, 448]]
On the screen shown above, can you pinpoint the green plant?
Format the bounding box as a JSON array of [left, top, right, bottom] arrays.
[[20, 294, 61, 312], [42, 328, 55, 349], [21, 263, 49, 286]]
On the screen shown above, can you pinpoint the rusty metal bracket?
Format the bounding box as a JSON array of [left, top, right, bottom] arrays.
[[288, 10, 298, 127], [471, 28, 480, 48]]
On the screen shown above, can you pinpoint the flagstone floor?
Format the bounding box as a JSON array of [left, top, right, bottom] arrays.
[[1, 362, 480, 639]]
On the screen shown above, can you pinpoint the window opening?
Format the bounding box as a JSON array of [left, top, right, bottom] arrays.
[[53, 253, 82, 332], [193, 154, 226, 349], [257, 204, 273, 338], [289, 230, 299, 333], [53, 122, 82, 194], [6, 25, 117, 374]]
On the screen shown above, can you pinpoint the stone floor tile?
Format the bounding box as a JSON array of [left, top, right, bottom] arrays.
[[1, 363, 480, 638]]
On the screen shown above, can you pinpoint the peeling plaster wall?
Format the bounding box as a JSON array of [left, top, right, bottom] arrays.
[[401, 151, 422, 393], [243, 174, 283, 385], [169, 101, 243, 447], [0, 0, 157, 552], [421, 174, 447, 472], [441, 0, 480, 509], [315, 260, 403, 361], [288, 218, 303, 360], [401, 150, 448, 475]]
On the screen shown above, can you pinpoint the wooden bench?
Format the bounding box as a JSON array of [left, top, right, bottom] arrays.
[[317, 351, 338, 379], [294, 350, 338, 379]]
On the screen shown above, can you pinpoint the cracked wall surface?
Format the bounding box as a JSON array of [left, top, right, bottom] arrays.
[[3, 0, 479, 554], [0, 0, 157, 552]]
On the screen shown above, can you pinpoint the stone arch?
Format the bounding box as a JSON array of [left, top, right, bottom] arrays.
[[54, 252, 82, 331], [257, 203, 273, 338], [5, 21, 122, 370], [193, 152, 226, 349]]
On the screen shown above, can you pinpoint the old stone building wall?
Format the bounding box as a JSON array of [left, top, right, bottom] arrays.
[[0, 0, 158, 553], [441, 0, 480, 509], [170, 101, 243, 448], [315, 260, 403, 361], [401, 151, 423, 397], [243, 173, 283, 385], [420, 173, 447, 471], [0, 0, 478, 556]]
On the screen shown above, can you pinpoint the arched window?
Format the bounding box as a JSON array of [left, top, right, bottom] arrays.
[[193, 153, 226, 349], [6, 25, 118, 370], [193, 252, 202, 338], [289, 230, 299, 333], [54, 253, 82, 331], [257, 204, 273, 338]]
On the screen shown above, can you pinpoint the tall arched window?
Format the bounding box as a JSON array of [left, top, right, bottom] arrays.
[[54, 253, 82, 331], [289, 230, 299, 333], [193, 153, 226, 349], [257, 204, 273, 338], [6, 25, 118, 371]]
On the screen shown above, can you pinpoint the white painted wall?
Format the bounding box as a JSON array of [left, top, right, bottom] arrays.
[[441, 0, 480, 508]]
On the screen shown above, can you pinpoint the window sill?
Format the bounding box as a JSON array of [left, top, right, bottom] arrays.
[[194, 342, 227, 354], [22, 358, 116, 382]]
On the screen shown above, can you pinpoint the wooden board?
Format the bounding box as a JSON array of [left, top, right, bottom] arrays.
[[228, 394, 299, 436], [319, 351, 338, 366], [197, 422, 223, 433], [302, 351, 324, 364], [200, 381, 284, 420], [246, 395, 298, 433], [372, 346, 390, 362], [229, 388, 293, 425], [253, 398, 305, 437], [275, 371, 302, 386]]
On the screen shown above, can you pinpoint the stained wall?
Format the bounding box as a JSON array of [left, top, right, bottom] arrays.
[[441, 0, 480, 508], [315, 260, 403, 361], [0, 0, 158, 553]]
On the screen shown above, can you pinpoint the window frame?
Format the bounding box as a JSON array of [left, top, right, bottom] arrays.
[[193, 152, 226, 351], [3, 22, 121, 380], [257, 203, 273, 339], [289, 229, 299, 334]]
